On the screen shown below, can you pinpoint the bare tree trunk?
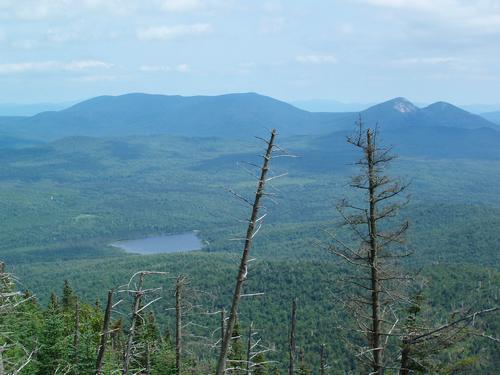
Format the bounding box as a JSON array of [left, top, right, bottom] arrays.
[[246, 322, 253, 374], [366, 129, 382, 375], [289, 298, 297, 375], [399, 338, 410, 375], [320, 343, 326, 375], [220, 307, 225, 355], [123, 273, 145, 375], [96, 290, 114, 375], [215, 129, 276, 375], [175, 276, 183, 375]]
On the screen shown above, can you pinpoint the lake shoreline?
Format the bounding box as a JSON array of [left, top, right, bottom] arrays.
[[110, 231, 204, 255]]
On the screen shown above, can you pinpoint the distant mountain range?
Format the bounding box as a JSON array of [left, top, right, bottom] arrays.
[[291, 99, 372, 112], [0, 93, 497, 142], [481, 111, 500, 125], [0, 102, 76, 116]]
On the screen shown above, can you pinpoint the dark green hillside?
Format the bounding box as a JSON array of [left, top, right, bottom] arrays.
[[0, 133, 500, 267], [0, 119, 499, 373], [11, 254, 499, 373]]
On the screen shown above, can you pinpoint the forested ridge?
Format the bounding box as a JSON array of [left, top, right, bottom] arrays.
[[0, 121, 498, 374]]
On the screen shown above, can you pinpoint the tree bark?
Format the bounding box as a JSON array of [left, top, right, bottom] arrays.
[[215, 129, 276, 375], [175, 276, 183, 375], [320, 343, 325, 375], [123, 274, 145, 375], [220, 307, 225, 355], [366, 129, 382, 374], [246, 322, 253, 374], [399, 338, 410, 375], [96, 290, 114, 375]]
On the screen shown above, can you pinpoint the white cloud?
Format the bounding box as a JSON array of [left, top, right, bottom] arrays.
[[12, 2, 58, 20], [65, 60, 114, 71], [359, 0, 456, 12], [359, 0, 500, 34], [72, 74, 116, 82], [392, 57, 464, 65], [0, 60, 113, 74], [137, 23, 212, 40], [140, 64, 189, 72], [0, 0, 138, 20], [175, 64, 190, 72], [161, 0, 201, 12], [296, 55, 338, 64], [0, 61, 57, 73], [140, 65, 172, 72]]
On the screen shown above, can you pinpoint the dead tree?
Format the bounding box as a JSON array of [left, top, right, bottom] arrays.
[[0, 262, 36, 374], [399, 305, 499, 374], [319, 343, 326, 375], [175, 275, 187, 375], [123, 272, 145, 375], [245, 322, 253, 374], [220, 307, 225, 355], [96, 290, 114, 375], [289, 299, 297, 375], [329, 121, 410, 374], [121, 271, 166, 375], [215, 129, 277, 375]]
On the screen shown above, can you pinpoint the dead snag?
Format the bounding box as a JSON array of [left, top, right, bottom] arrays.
[[96, 290, 114, 375], [123, 273, 145, 375], [320, 343, 326, 375], [246, 322, 253, 374], [215, 129, 277, 375], [220, 307, 225, 355], [175, 275, 187, 375], [330, 120, 410, 374]]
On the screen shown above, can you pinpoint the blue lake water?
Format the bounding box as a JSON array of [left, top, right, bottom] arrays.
[[111, 232, 203, 254]]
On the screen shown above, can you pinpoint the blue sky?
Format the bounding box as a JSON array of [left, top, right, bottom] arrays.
[[0, 0, 499, 105]]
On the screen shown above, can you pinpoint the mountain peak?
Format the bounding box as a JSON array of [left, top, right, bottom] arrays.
[[425, 101, 464, 112], [387, 97, 419, 114]]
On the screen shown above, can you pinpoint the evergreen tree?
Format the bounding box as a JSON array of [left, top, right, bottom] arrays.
[[37, 293, 69, 374], [228, 320, 246, 373], [253, 352, 269, 375], [62, 279, 77, 313]]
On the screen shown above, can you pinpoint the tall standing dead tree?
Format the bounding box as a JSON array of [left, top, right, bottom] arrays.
[[0, 262, 37, 374], [120, 271, 166, 375], [96, 289, 114, 375], [330, 121, 410, 374], [215, 129, 277, 375], [319, 343, 326, 375], [175, 275, 187, 375]]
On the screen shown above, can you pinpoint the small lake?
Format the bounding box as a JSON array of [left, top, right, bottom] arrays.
[[111, 231, 203, 255]]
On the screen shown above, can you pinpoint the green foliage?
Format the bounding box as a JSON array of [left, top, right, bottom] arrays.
[[0, 133, 498, 373]]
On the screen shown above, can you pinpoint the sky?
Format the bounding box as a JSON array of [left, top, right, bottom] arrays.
[[0, 0, 500, 105]]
